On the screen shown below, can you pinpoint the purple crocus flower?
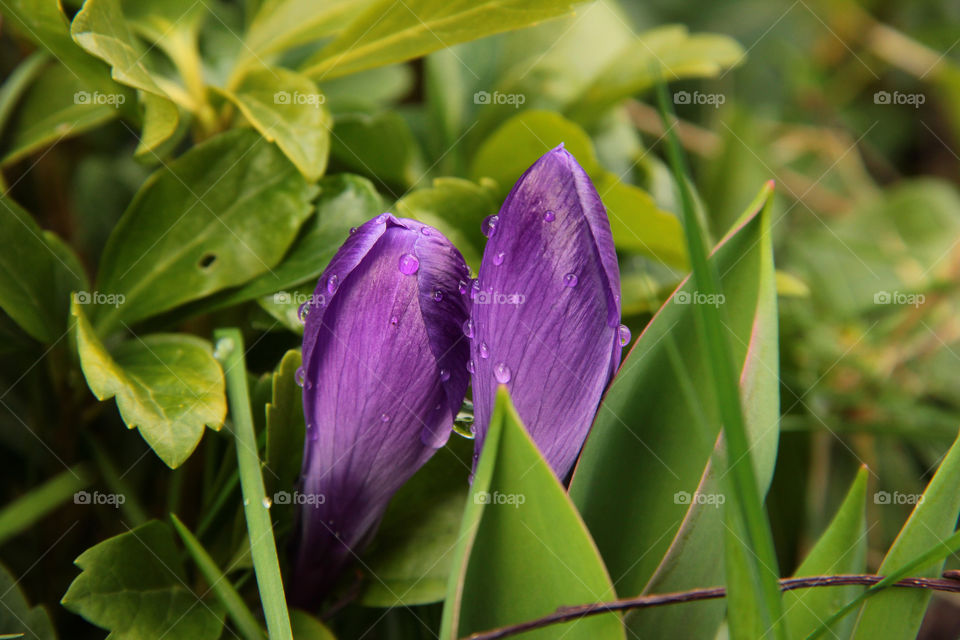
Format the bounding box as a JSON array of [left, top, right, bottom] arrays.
[[469, 146, 626, 480], [290, 214, 470, 606]]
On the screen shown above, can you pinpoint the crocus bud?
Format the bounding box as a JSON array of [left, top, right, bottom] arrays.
[[290, 214, 470, 606], [469, 146, 625, 480]]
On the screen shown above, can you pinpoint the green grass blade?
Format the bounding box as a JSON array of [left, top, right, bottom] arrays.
[[214, 328, 293, 640], [171, 513, 266, 640], [87, 437, 149, 526], [654, 79, 785, 638], [0, 465, 91, 546]]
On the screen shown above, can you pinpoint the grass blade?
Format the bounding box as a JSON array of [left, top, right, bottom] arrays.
[[0, 465, 91, 546]]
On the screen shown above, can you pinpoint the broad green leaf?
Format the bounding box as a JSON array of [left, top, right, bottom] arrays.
[[0, 195, 88, 343], [72, 302, 226, 468], [62, 520, 224, 640], [71, 0, 180, 152], [1, 62, 120, 166], [594, 172, 687, 269], [783, 467, 868, 640], [569, 190, 779, 639], [211, 173, 382, 310], [318, 64, 415, 112], [235, 0, 373, 76], [0, 562, 56, 640], [440, 388, 624, 640], [289, 611, 336, 640], [566, 25, 744, 124], [224, 67, 332, 181], [851, 430, 960, 639], [300, 0, 575, 79], [92, 129, 316, 332], [395, 177, 498, 271], [470, 110, 600, 198], [264, 350, 305, 498], [329, 111, 423, 189], [361, 437, 471, 607]]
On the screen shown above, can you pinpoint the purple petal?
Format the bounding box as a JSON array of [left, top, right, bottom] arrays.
[[470, 146, 622, 479], [291, 215, 470, 605]]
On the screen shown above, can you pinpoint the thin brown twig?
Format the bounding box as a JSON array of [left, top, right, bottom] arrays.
[[464, 573, 960, 640]]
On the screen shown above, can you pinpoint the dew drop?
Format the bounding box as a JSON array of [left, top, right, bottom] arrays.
[[462, 319, 474, 338], [298, 302, 310, 323], [433, 289, 444, 302], [380, 413, 390, 423], [618, 324, 632, 347], [481, 215, 499, 238], [262, 496, 272, 508], [326, 274, 339, 294], [349, 226, 358, 235], [494, 362, 512, 384], [421, 226, 432, 236], [458, 280, 469, 295], [563, 273, 578, 288], [493, 251, 505, 266], [544, 210, 556, 222], [479, 341, 490, 359], [213, 337, 234, 362], [398, 253, 420, 275], [470, 279, 481, 300], [440, 368, 451, 382], [390, 315, 399, 327], [295, 367, 306, 387], [466, 359, 476, 374]]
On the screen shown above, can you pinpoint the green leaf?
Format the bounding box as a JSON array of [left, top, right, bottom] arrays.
[[0, 562, 56, 640], [470, 110, 600, 198], [783, 467, 868, 640], [569, 187, 780, 639], [62, 520, 224, 640], [300, 0, 575, 79], [0, 52, 47, 137], [329, 111, 423, 189], [440, 388, 624, 640], [206, 173, 382, 311], [0, 195, 88, 343], [170, 514, 265, 640], [224, 67, 332, 181], [850, 430, 960, 640], [361, 437, 471, 607], [264, 350, 305, 498], [0, 465, 91, 547], [70, 0, 180, 153], [566, 25, 744, 124], [234, 0, 373, 76], [92, 129, 316, 332], [72, 302, 226, 468], [394, 177, 498, 271], [289, 610, 336, 640]]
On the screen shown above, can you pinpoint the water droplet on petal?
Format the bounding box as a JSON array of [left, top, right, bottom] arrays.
[[421, 226, 431, 236], [563, 273, 578, 288], [458, 280, 469, 295], [380, 413, 390, 423], [479, 341, 490, 359], [398, 253, 420, 275], [390, 315, 399, 327], [493, 252, 505, 266], [481, 215, 499, 238], [470, 279, 481, 300], [466, 359, 476, 374], [433, 289, 443, 302], [295, 367, 306, 387], [298, 302, 310, 323], [494, 362, 512, 383], [349, 226, 358, 235], [440, 368, 451, 382], [326, 274, 339, 294], [544, 210, 556, 222], [462, 319, 474, 338], [618, 324, 632, 347]]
